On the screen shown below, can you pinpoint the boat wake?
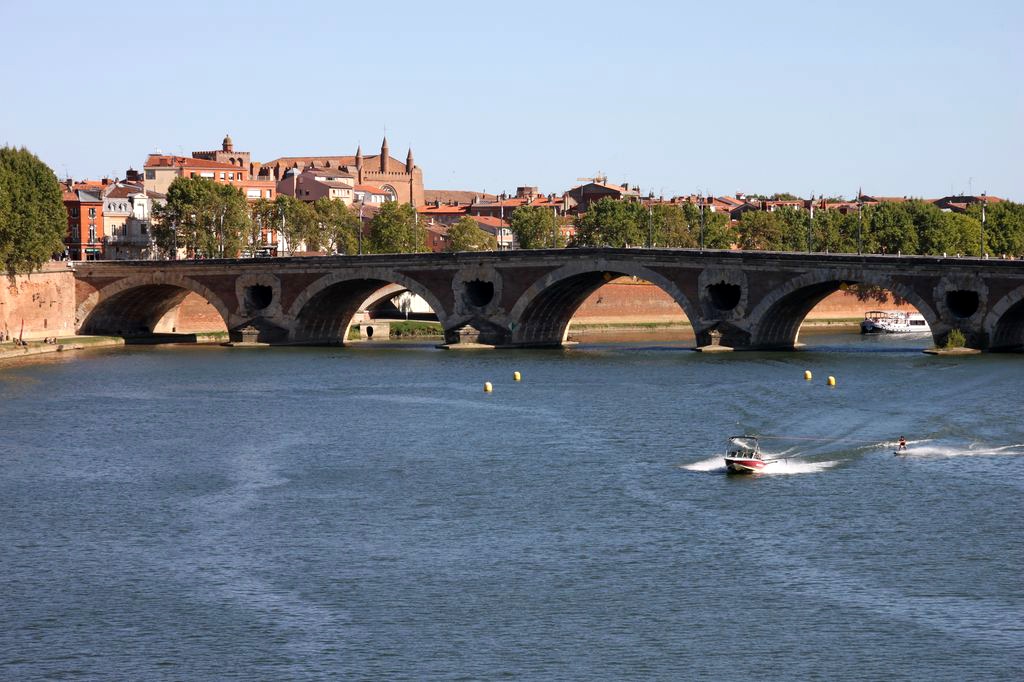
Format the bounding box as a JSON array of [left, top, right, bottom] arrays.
[[681, 453, 837, 475], [891, 441, 1024, 458]]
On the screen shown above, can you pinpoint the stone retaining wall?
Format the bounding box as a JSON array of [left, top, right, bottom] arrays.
[[0, 264, 76, 341]]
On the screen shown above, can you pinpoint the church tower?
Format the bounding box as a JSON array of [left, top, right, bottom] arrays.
[[380, 137, 389, 172], [355, 145, 363, 183], [406, 148, 414, 174]]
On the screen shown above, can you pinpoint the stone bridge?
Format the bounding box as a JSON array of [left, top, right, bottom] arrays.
[[71, 249, 1024, 351]]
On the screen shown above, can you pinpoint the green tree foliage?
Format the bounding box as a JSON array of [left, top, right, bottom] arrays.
[[644, 203, 731, 249], [776, 207, 814, 251], [700, 208, 734, 249], [649, 204, 692, 247], [445, 216, 497, 252], [811, 209, 858, 253], [907, 201, 981, 256], [509, 205, 563, 249], [153, 176, 250, 258], [368, 201, 424, 253], [571, 197, 647, 247], [864, 202, 918, 255], [737, 210, 785, 250], [312, 198, 362, 254], [0, 146, 67, 274], [969, 201, 1024, 257], [273, 195, 316, 255], [246, 198, 276, 256]]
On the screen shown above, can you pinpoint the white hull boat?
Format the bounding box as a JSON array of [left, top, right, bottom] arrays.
[[723, 436, 772, 474], [861, 311, 930, 334]]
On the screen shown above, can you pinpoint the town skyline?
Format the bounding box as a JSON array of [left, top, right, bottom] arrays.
[[2, 1, 1021, 200]]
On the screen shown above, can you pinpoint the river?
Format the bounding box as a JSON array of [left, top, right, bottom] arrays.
[[1, 332, 1021, 680]]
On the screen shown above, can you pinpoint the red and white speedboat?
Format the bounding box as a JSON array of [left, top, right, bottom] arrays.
[[723, 436, 771, 474]]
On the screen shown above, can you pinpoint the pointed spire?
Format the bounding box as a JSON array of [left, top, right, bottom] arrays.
[[356, 145, 362, 165], [380, 137, 389, 172], [406, 147, 414, 174]]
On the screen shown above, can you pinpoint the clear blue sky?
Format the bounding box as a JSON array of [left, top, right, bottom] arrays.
[[2, 0, 1020, 200]]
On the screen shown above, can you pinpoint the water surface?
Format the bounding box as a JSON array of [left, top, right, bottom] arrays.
[[1, 333, 1021, 680]]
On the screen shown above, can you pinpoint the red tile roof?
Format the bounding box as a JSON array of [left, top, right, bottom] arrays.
[[353, 184, 389, 194], [471, 216, 509, 228], [419, 204, 467, 215]]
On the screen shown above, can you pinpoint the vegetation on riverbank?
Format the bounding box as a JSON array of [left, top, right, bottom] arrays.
[[349, 320, 444, 340], [0, 147, 67, 274]]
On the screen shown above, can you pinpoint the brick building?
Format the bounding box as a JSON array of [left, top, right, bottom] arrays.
[[63, 180, 106, 260], [143, 152, 275, 202], [258, 137, 424, 206]]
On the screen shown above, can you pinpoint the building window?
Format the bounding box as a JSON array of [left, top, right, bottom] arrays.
[[265, 190, 272, 198], [229, 172, 235, 180], [88, 207, 96, 218], [70, 207, 79, 217], [88, 224, 96, 242], [71, 227, 80, 240], [220, 172, 225, 180], [145, 170, 155, 180]]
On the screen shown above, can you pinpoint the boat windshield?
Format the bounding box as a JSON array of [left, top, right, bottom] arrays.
[[727, 436, 760, 456]]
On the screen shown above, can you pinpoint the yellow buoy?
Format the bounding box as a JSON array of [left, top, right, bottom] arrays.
[[513, 371, 521, 382], [484, 382, 493, 393], [827, 376, 836, 387], [804, 370, 812, 381]]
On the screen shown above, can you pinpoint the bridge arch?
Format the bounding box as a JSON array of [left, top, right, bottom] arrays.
[[77, 274, 232, 337], [985, 284, 1024, 351], [746, 269, 939, 349], [287, 268, 450, 344], [508, 260, 699, 346]]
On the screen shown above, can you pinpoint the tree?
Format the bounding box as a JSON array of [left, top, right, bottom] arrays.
[[810, 209, 857, 253], [272, 195, 316, 255], [571, 198, 646, 247], [911, 201, 981, 256], [246, 198, 276, 257], [699, 207, 734, 249], [368, 201, 423, 253], [509, 205, 563, 249], [775, 207, 813, 251], [445, 216, 497, 252], [969, 201, 1024, 257], [649, 204, 692, 248], [737, 210, 785, 250], [865, 202, 917, 255], [153, 176, 250, 258], [0, 146, 67, 274], [312, 198, 361, 254]]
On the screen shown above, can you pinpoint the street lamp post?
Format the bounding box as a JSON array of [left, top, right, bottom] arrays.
[[857, 199, 863, 255], [647, 194, 654, 249], [808, 195, 814, 253], [981, 192, 987, 258], [699, 193, 707, 251], [279, 207, 287, 257]]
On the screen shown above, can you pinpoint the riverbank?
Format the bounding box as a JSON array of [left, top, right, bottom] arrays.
[[0, 335, 125, 366], [0, 332, 232, 368]]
